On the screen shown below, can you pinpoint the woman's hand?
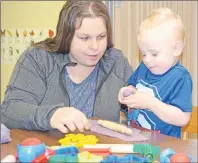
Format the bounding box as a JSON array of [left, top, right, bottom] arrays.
[[50, 107, 90, 133]]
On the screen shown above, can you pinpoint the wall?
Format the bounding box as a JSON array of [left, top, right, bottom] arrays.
[[1, 1, 65, 102]]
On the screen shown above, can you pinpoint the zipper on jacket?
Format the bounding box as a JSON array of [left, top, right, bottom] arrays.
[[60, 66, 70, 106], [92, 62, 115, 117]]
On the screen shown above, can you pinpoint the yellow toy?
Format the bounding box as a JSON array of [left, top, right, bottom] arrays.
[[58, 134, 98, 148], [78, 151, 103, 162]]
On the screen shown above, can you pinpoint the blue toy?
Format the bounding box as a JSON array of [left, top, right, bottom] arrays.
[[17, 137, 79, 163], [101, 154, 148, 163], [55, 146, 79, 155], [32, 146, 79, 163], [160, 148, 194, 163], [17, 142, 45, 163]]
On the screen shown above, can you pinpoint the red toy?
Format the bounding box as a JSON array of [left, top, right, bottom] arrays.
[[21, 138, 42, 146], [82, 147, 111, 156], [170, 153, 191, 163], [31, 148, 55, 163]]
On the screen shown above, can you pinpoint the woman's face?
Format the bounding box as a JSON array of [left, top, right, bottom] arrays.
[[70, 17, 108, 67]]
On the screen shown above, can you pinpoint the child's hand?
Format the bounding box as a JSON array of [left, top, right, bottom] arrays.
[[118, 87, 127, 103], [122, 91, 154, 109], [50, 107, 90, 133], [118, 86, 136, 104]]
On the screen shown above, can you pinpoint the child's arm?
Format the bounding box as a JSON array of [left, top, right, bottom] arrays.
[[147, 98, 191, 127], [121, 75, 192, 127], [122, 91, 191, 127]]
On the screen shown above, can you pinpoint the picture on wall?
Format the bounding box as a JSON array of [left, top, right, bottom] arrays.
[[1, 28, 55, 64]]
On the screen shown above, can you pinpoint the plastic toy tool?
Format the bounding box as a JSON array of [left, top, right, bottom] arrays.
[[17, 138, 45, 163], [101, 154, 148, 163], [47, 155, 78, 163], [78, 151, 103, 162], [32, 146, 79, 163], [160, 148, 194, 163], [16, 137, 80, 163], [83, 143, 160, 162]]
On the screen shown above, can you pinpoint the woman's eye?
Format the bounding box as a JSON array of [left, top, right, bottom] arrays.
[[98, 35, 106, 39], [80, 37, 89, 41], [152, 53, 158, 56]]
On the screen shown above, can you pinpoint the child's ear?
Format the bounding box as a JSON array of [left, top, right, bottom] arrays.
[[173, 41, 184, 56]]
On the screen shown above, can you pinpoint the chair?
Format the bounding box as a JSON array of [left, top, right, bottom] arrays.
[[182, 106, 198, 140]]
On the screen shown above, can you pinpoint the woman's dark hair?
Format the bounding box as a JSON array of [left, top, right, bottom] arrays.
[[33, 0, 113, 54]]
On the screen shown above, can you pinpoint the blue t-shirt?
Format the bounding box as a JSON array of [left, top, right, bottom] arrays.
[[65, 64, 99, 118], [127, 61, 192, 138]]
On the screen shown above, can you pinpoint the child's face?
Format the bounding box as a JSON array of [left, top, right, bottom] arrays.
[[137, 28, 178, 75]]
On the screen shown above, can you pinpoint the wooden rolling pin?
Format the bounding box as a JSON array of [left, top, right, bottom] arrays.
[[98, 120, 132, 135]]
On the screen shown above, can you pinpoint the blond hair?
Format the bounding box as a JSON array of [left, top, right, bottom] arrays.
[[139, 8, 185, 42]]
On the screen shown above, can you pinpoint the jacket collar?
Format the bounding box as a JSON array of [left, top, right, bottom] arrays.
[[54, 50, 116, 75]]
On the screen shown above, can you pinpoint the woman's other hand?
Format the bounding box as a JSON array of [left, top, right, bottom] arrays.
[[50, 107, 90, 133]]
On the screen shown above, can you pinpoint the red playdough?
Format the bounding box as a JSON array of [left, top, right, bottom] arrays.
[[170, 153, 190, 163], [21, 138, 42, 146]]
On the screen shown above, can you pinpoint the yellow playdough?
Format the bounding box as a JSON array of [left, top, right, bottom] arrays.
[[78, 151, 103, 162], [59, 133, 98, 148]]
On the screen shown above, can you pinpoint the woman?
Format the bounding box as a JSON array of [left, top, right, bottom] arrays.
[[1, 0, 133, 133]]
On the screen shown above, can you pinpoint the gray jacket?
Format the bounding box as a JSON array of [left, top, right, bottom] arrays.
[[1, 47, 133, 131]]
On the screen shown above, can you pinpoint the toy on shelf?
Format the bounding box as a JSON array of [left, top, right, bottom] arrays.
[[58, 133, 98, 148], [160, 148, 194, 163], [98, 120, 133, 135], [83, 143, 160, 162]]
